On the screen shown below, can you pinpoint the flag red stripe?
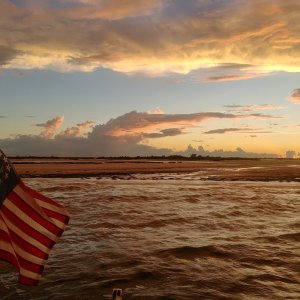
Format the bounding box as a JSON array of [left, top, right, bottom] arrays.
[[1, 211, 50, 254], [9, 230, 48, 259], [13, 184, 68, 230], [19, 275, 39, 286], [16, 182, 68, 216], [41, 207, 69, 224], [16, 255, 44, 274], [0, 153, 69, 286], [1, 235, 46, 266], [2, 199, 57, 244], [19, 180, 64, 207], [0, 234, 44, 279], [0, 228, 13, 244], [0, 249, 19, 270], [1, 205, 55, 248], [8, 192, 63, 236]]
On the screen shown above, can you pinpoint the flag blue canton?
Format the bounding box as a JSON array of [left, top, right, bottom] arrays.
[[0, 150, 19, 205]]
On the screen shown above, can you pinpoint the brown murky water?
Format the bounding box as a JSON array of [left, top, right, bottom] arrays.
[[0, 174, 299, 299]]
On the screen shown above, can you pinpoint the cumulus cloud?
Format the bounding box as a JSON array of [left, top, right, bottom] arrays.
[[0, 110, 280, 156], [288, 89, 300, 104], [58, 121, 95, 138], [35, 115, 65, 139], [147, 107, 164, 114], [180, 145, 279, 159], [1, 0, 300, 76]]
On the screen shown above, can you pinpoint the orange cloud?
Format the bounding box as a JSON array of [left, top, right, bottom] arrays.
[[0, 0, 299, 76], [58, 121, 95, 138], [35, 115, 65, 139], [89, 110, 280, 140], [0, 111, 282, 157]]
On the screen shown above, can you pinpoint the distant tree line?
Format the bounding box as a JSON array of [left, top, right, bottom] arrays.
[[9, 154, 268, 161]]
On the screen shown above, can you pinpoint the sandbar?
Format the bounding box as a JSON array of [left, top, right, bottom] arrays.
[[12, 158, 300, 182]]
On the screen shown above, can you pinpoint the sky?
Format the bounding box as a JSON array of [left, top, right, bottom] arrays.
[[0, 0, 299, 157]]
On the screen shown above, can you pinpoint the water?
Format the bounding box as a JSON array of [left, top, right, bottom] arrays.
[[0, 174, 299, 299]]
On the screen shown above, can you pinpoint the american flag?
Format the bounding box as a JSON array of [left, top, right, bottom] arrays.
[[0, 150, 69, 285]]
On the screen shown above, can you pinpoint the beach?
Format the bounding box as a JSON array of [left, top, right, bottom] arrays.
[[13, 158, 300, 182]]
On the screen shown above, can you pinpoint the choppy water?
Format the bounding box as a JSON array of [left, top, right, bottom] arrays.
[[0, 174, 300, 299]]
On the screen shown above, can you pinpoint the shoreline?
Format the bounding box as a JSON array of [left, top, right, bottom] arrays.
[[13, 158, 300, 182]]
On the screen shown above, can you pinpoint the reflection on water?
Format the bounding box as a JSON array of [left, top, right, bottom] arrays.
[[0, 175, 299, 299]]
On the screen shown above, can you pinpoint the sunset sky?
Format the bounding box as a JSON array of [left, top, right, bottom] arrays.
[[0, 0, 299, 157]]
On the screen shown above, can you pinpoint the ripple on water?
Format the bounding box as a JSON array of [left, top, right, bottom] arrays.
[[0, 179, 299, 299]]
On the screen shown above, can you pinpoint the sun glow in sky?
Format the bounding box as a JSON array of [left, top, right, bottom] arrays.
[[0, 0, 299, 157]]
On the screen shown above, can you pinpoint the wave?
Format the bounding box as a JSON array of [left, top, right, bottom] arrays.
[[278, 232, 300, 242], [158, 245, 233, 260]]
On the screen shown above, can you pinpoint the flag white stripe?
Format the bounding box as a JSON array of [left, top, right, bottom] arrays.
[[0, 234, 45, 266], [14, 185, 67, 229], [35, 198, 68, 216], [20, 268, 42, 281], [14, 185, 68, 229], [3, 200, 58, 242], [0, 215, 10, 234], [1, 219, 45, 265], [14, 185, 53, 222], [0, 211, 50, 254], [0, 240, 42, 280], [13, 241, 46, 265], [0, 238, 17, 259]]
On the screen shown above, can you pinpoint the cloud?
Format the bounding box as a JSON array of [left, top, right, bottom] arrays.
[[1, 0, 300, 76], [58, 120, 95, 137], [204, 128, 247, 134], [144, 128, 183, 139], [288, 88, 300, 104], [0, 110, 280, 156], [224, 104, 284, 112], [206, 74, 265, 82], [147, 107, 164, 114], [60, 0, 163, 20], [213, 63, 255, 70], [0, 45, 20, 66], [88, 110, 278, 139], [35, 115, 65, 138], [180, 145, 279, 159], [203, 127, 273, 134], [192, 140, 203, 143]]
